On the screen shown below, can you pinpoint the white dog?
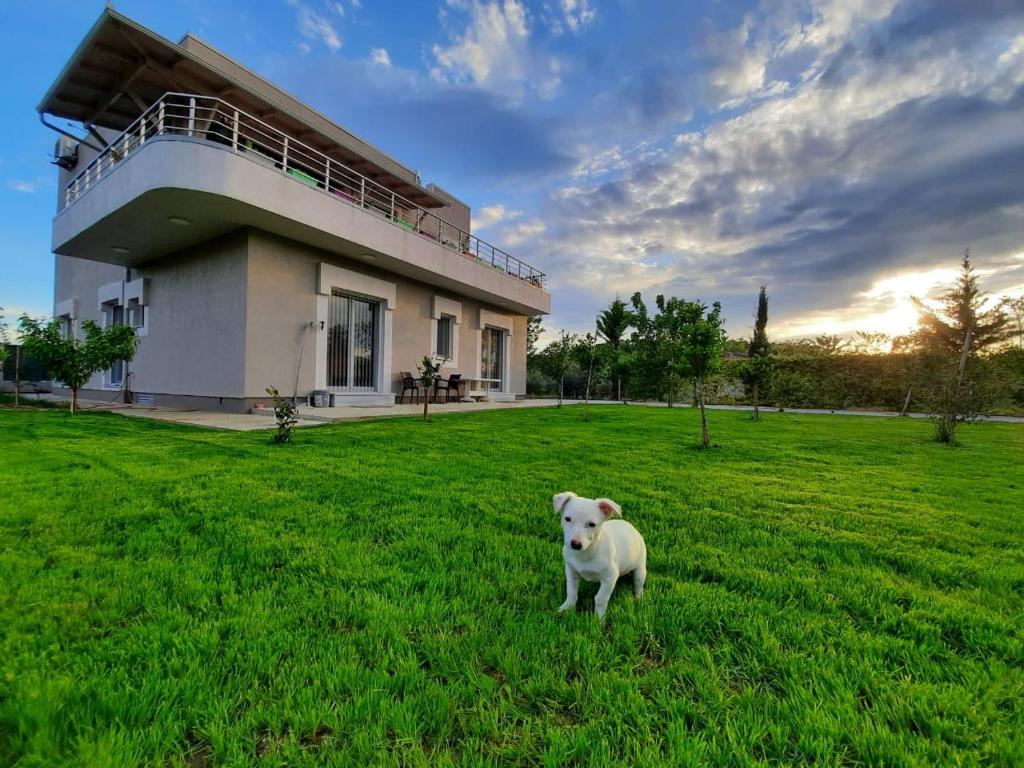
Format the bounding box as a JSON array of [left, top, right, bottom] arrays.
[[554, 492, 647, 620]]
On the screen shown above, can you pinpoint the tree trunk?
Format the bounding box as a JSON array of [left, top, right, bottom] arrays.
[[698, 381, 710, 448], [900, 387, 912, 417], [617, 376, 622, 404], [937, 323, 973, 444], [70, 387, 78, 415], [558, 377, 564, 407], [583, 366, 592, 422], [956, 326, 973, 388], [14, 346, 20, 406], [422, 396, 429, 422], [752, 384, 759, 422], [692, 381, 699, 408]]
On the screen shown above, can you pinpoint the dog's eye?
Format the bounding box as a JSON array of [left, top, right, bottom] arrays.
[[586, 522, 596, 528], [564, 516, 571, 522]]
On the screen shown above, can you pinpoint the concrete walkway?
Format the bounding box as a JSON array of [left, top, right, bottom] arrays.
[[655, 402, 1024, 424], [41, 397, 594, 431]]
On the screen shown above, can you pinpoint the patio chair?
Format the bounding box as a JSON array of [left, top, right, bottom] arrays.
[[434, 373, 463, 403], [400, 372, 422, 403]]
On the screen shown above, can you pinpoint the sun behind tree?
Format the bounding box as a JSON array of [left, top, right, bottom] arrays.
[[909, 251, 1012, 443]]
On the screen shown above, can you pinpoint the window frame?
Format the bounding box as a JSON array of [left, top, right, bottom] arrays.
[[102, 300, 126, 389], [435, 314, 455, 361]]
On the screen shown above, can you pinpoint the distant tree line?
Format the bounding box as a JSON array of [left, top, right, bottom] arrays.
[[528, 252, 1022, 444]]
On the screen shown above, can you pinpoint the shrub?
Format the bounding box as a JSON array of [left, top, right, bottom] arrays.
[[265, 386, 298, 443]]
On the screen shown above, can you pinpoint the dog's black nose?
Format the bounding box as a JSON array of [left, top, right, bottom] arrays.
[[570, 541, 582, 550]]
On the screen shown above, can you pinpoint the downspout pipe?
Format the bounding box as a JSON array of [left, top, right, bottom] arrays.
[[38, 112, 105, 152]]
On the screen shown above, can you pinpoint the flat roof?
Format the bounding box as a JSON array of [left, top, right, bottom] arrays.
[[38, 9, 446, 208]]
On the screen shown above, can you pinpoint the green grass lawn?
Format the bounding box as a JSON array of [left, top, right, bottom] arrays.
[[1, 406, 1022, 767]]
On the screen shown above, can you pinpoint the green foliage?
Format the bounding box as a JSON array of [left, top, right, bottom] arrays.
[[571, 332, 608, 421], [265, 386, 298, 443], [908, 252, 1013, 443], [596, 298, 632, 347], [630, 293, 726, 446], [536, 330, 577, 406], [597, 298, 633, 402], [739, 287, 773, 420], [748, 286, 769, 359], [1003, 296, 1024, 349], [18, 315, 137, 413], [526, 315, 544, 361], [0, 308, 9, 370], [1, 407, 1021, 766], [628, 293, 679, 404], [911, 251, 1012, 357]]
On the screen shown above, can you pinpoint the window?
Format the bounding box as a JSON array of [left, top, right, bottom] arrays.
[[481, 326, 506, 391], [103, 302, 125, 388], [59, 315, 74, 338], [436, 315, 454, 360], [128, 300, 145, 329], [431, 297, 461, 368], [327, 290, 379, 390]]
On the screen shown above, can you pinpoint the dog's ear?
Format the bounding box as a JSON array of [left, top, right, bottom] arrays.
[[553, 492, 577, 514], [596, 498, 621, 518]]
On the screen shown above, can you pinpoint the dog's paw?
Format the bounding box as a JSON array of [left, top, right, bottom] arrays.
[[557, 602, 575, 613]]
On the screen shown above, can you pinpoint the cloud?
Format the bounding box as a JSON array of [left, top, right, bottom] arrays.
[[370, 47, 391, 67], [545, 0, 596, 35], [0, 304, 50, 341], [472, 204, 516, 230], [431, 0, 561, 102], [265, 54, 575, 181], [287, 0, 342, 52], [503, 219, 545, 245], [524, 2, 1024, 337], [7, 180, 35, 194]]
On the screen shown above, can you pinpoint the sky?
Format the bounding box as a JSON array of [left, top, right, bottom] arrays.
[[1, 0, 1023, 344]]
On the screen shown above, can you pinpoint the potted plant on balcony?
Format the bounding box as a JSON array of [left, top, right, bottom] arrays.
[[461, 235, 477, 261]]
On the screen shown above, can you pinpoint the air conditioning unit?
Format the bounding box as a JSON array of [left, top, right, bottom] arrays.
[[53, 136, 79, 171]]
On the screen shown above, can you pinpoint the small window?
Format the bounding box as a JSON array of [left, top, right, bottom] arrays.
[[128, 301, 145, 329], [59, 315, 74, 338], [436, 315, 454, 359], [104, 302, 125, 387]]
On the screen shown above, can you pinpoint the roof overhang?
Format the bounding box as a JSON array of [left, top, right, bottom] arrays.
[[37, 8, 446, 208]]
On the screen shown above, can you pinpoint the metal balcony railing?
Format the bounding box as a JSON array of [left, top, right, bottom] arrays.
[[63, 93, 546, 289]]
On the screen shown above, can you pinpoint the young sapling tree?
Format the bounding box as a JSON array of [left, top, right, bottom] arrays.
[[911, 252, 1011, 443], [540, 330, 577, 407], [19, 315, 138, 414], [417, 355, 445, 421], [265, 386, 299, 443], [572, 332, 608, 422]]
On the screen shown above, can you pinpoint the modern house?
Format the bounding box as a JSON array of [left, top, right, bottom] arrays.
[[39, 9, 549, 411]]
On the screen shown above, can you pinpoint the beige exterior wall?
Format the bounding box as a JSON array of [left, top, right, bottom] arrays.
[[54, 228, 527, 410], [130, 233, 249, 398], [53, 232, 248, 399], [244, 230, 526, 401]]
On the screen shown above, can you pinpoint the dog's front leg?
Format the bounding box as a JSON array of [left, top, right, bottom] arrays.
[[594, 571, 618, 621], [558, 562, 580, 613]]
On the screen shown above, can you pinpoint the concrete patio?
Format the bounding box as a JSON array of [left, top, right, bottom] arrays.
[[78, 397, 588, 431]]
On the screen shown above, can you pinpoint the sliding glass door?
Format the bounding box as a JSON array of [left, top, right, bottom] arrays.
[[327, 290, 379, 390], [481, 327, 505, 391]]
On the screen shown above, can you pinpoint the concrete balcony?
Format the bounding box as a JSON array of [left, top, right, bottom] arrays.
[[53, 94, 550, 316]]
